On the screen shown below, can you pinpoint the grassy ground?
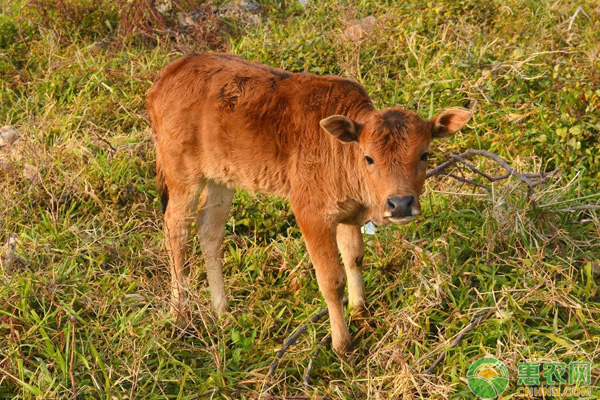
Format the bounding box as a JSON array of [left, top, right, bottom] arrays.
[[1, 0, 599, 399]]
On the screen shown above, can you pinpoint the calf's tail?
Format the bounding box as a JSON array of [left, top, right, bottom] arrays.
[[147, 91, 169, 214], [156, 154, 169, 213]]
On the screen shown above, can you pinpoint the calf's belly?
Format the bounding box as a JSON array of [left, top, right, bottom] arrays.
[[201, 148, 291, 197]]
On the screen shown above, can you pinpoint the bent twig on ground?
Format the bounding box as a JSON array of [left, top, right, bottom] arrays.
[[423, 310, 493, 375], [266, 300, 346, 378]]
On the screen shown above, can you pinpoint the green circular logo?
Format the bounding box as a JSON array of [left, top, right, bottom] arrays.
[[467, 357, 509, 399]]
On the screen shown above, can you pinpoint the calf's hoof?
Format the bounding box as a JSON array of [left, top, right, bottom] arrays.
[[170, 305, 190, 330], [350, 305, 375, 329], [332, 337, 353, 357], [212, 297, 230, 317], [350, 303, 370, 319]]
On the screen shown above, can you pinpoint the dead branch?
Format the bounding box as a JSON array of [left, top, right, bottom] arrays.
[[90, 124, 117, 154], [423, 309, 493, 375], [304, 334, 331, 389], [426, 149, 558, 198], [267, 299, 347, 379], [421, 283, 545, 378]]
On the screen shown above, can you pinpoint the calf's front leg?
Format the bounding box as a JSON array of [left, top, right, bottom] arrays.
[[336, 223, 366, 316], [296, 216, 351, 355]]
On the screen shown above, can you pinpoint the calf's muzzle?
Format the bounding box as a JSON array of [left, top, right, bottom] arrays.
[[386, 196, 416, 219]]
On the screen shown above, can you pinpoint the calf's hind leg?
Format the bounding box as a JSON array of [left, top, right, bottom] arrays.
[[197, 181, 235, 316], [164, 183, 204, 321]]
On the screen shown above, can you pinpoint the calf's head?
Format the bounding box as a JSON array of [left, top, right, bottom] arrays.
[[320, 107, 471, 225]]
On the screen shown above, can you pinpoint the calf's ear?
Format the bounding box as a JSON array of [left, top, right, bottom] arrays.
[[431, 108, 471, 139], [320, 115, 362, 143]]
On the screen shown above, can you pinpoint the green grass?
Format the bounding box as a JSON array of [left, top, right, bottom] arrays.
[[1, 0, 599, 398]]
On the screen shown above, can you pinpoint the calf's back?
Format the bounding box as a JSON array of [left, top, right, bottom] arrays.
[[147, 53, 374, 208]]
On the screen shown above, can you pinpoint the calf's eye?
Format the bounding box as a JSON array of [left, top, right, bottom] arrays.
[[420, 152, 429, 162], [365, 155, 374, 165]]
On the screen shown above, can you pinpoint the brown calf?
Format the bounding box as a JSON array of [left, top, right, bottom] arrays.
[[147, 53, 470, 354]]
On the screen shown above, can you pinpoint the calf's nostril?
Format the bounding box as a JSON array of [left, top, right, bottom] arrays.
[[386, 198, 397, 210]]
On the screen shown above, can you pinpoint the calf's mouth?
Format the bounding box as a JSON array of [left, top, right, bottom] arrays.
[[388, 215, 416, 225]]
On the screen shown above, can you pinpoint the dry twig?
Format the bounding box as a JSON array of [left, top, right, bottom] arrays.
[[267, 299, 347, 378], [568, 7, 590, 32], [423, 310, 493, 375], [426, 149, 558, 198], [304, 334, 331, 389], [421, 283, 545, 378]]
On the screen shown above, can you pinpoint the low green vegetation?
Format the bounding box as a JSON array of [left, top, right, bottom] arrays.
[[1, 0, 598, 398]]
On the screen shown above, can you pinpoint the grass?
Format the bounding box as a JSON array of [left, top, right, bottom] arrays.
[[1, 0, 599, 398]]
